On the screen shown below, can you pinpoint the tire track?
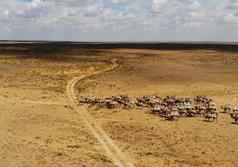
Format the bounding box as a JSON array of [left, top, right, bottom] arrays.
[[66, 59, 134, 167]]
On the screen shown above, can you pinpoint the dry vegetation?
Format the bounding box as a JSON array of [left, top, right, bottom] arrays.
[[77, 49, 238, 167], [0, 52, 115, 167], [0, 54, 108, 93], [1, 48, 238, 167]]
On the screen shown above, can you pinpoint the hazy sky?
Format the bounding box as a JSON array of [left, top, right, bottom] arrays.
[[0, 0, 238, 41]]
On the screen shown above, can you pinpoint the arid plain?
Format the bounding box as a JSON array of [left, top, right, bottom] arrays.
[[1, 45, 238, 167]]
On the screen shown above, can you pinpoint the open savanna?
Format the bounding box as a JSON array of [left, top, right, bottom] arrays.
[[0, 52, 116, 167], [1, 45, 238, 167], [77, 49, 238, 167]]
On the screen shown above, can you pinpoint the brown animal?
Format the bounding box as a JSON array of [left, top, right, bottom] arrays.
[[230, 112, 238, 124], [165, 107, 180, 121], [196, 105, 206, 116], [204, 110, 218, 122], [185, 104, 196, 117], [204, 103, 218, 122], [151, 105, 162, 114], [221, 104, 232, 113], [230, 106, 238, 124]]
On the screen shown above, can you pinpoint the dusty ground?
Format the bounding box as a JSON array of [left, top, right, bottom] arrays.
[[0, 53, 115, 167], [78, 49, 238, 167], [1, 49, 238, 167]]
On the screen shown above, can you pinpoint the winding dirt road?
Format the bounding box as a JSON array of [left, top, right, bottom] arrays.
[[66, 59, 134, 167]]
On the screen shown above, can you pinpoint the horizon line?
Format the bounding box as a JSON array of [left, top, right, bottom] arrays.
[[0, 40, 238, 44]]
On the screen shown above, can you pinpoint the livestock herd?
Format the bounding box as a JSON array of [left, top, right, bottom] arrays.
[[79, 95, 238, 123]]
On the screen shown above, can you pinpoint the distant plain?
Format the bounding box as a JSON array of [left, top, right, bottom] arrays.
[[1, 43, 238, 167]]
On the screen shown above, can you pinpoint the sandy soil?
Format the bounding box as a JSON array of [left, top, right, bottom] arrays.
[[77, 50, 238, 167], [1, 49, 238, 167], [0, 54, 115, 167]]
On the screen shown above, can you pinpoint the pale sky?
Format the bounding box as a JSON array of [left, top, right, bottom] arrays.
[[0, 0, 238, 41]]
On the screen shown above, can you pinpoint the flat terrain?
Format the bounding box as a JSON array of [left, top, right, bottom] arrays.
[[0, 53, 115, 167], [1, 48, 238, 167]]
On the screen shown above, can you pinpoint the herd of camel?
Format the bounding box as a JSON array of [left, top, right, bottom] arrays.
[[79, 95, 238, 123]]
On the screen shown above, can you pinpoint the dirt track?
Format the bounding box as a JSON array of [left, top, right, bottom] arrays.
[[0, 54, 118, 167], [1, 49, 238, 167], [66, 59, 134, 167], [77, 49, 238, 167]]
